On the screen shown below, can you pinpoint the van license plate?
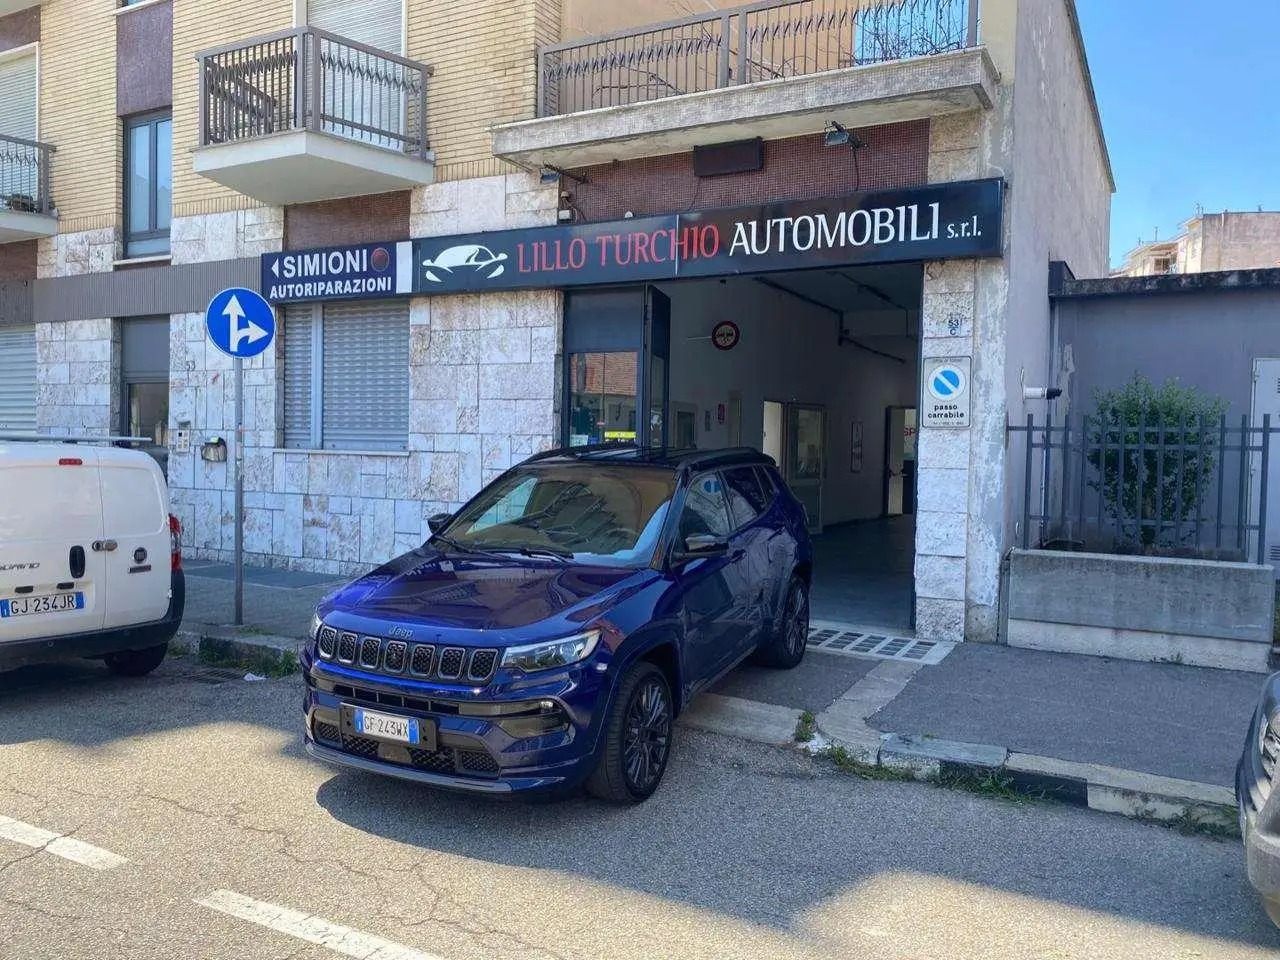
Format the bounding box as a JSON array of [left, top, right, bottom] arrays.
[[0, 593, 84, 617], [354, 708, 420, 745]]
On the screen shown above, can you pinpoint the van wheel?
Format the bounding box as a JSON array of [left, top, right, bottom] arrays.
[[586, 662, 673, 804], [758, 576, 809, 669], [104, 642, 168, 677]]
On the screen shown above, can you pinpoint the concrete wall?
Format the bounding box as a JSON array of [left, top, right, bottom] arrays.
[[660, 276, 918, 526], [1007, 549, 1275, 672], [1055, 286, 1280, 421], [1183, 213, 1280, 274]]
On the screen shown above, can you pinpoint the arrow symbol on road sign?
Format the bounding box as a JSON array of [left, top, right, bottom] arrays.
[[225, 294, 268, 355], [270, 258, 280, 278]]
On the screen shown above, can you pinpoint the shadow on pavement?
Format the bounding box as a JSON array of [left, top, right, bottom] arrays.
[[312, 732, 1280, 951]]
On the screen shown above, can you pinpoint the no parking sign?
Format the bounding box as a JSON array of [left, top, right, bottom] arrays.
[[923, 357, 971, 428]]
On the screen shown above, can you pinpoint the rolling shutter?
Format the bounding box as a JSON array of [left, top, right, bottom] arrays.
[[0, 51, 38, 201], [0, 51, 36, 142], [282, 304, 316, 449], [0, 326, 37, 434], [306, 0, 402, 53], [320, 300, 409, 451]]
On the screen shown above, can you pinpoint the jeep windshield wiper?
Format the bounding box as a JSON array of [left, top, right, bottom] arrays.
[[489, 545, 574, 562]]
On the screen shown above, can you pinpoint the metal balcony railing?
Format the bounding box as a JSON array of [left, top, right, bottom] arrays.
[[538, 0, 979, 117], [198, 27, 432, 159], [0, 133, 54, 215]]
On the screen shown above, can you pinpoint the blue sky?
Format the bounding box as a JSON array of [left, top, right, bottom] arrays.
[[1075, 0, 1280, 267]]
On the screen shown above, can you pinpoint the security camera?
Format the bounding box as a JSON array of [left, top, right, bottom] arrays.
[[1023, 387, 1063, 401]]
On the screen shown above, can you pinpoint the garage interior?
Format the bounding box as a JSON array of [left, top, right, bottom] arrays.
[[661, 263, 923, 631]]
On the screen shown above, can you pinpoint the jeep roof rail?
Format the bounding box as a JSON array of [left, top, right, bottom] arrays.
[[524, 441, 638, 463], [0, 434, 153, 447], [677, 447, 774, 473]]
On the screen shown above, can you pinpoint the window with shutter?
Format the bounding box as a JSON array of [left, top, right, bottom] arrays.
[[321, 300, 409, 451], [0, 51, 38, 203], [281, 300, 409, 452], [306, 0, 403, 53], [283, 304, 318, 449], [0, 326, 37, 435]]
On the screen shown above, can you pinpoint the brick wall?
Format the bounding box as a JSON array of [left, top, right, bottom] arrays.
[[38, 1, 120, 234], [0, 241, 36, 282], [566, 122, 929, 222], [285, 193, 412, 250], [171, 0, 292, 218], [406, 0, 541, 182]]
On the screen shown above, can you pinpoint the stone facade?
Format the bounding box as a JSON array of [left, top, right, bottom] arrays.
[[165, 173, 560, 575], [34, 317, 119, 437]]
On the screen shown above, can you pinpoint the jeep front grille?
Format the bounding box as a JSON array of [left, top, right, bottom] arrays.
[[317, 626, 338, 659], [322, 635, 498, 685]]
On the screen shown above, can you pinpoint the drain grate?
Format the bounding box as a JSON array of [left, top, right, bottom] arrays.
[[807, 620, 955, 665]]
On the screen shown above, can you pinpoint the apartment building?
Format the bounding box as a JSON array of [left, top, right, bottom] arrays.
[[0, 0, 1112, 644], [1116, 210, 1280, 277]]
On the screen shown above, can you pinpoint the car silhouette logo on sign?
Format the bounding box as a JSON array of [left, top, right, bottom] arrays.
[[421, 245, 509, 284]]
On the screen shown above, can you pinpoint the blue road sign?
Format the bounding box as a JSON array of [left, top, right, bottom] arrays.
[[206, 287, 276, 359], [930, 366, 964, 399]]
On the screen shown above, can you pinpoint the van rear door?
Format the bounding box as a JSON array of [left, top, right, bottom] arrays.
[[0, 446, 108, 643], [99, 452, 172, 629]]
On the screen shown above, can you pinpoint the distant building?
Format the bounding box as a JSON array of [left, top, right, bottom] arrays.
[[1116, 211, 1280, 276]]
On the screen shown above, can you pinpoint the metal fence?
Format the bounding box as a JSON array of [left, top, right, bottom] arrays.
[[537, 0, 978, 117], [198, 27, 431, 159], [1009, 414, 1280, 564], [0, 133, 54, 215]]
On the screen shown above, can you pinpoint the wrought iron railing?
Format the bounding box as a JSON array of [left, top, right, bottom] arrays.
[[538, 0, 978, 117], [0, 133, 54, 215], [1009, 414, 1280, 564], [198, 27, 432, 159]]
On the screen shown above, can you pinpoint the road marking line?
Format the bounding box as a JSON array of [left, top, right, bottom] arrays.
[[0, 815, 128, 870], [195, 889, 446, 960]]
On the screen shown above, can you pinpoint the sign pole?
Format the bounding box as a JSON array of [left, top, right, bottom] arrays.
[[234, 356, 244, 626], [205, 286, 276, 631]]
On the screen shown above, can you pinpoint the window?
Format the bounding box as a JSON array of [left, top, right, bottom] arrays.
[[678, 473, 732, 542], [120, 317, 170, 474], [442, 465, 676, 567], [0, 326, 36, 434], [124, 112, 171, 257], [0, 49, 38, 208], [723, 467, 770, 528], [567, 352, 638, 445], [283, 300, 410, 451]]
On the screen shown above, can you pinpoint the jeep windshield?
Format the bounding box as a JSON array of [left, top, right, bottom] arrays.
[[437, 465, 676, 567]]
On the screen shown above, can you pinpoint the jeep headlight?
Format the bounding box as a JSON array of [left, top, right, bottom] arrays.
[[309, 613, 323, 641], [500, 630, 600, 673]]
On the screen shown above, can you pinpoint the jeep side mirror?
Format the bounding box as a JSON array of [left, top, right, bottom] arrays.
[[678, 534, 729, 559], [427, 513, 452, 535]]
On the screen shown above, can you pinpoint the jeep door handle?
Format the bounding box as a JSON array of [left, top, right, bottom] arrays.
[[729, 549, 746, 561], [92, 540, 118, 553]]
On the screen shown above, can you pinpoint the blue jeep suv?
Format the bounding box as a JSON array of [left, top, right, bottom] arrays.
[[303, 445, 813, 803]]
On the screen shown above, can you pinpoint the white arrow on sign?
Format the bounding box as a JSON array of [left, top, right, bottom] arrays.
[[270, 258, 280, 278], [225, 294, 269, 355]]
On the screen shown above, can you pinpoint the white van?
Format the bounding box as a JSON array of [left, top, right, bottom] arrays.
[[0, 440, 185, 676]]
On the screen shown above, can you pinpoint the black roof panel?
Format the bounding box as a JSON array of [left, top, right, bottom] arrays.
[[522, 443, 776, 472]]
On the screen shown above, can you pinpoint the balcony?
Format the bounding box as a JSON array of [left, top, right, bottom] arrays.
[[493, 0, 998, 169], [193, 28, 435, 206], [0, 133, 56, 243]]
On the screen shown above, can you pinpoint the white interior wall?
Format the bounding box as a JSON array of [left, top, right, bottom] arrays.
[[660, 276, 919, 525]]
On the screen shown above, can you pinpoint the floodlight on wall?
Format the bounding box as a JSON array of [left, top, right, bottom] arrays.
[[540, 169, 560, 185], [823, 121, 866, 151]]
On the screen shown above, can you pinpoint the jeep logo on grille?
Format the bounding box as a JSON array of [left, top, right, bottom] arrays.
[[387, 626, 413, 640]]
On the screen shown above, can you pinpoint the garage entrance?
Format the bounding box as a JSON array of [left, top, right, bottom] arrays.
[[563, 262, 923, 633]]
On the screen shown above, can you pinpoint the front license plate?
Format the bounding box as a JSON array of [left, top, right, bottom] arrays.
[[0, 592, 84, 618], [354, 708, 420, 745]]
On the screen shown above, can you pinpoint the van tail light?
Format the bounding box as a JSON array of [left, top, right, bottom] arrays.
[[169, 514, 183, 572]]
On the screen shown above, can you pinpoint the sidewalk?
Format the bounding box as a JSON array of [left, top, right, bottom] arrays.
[[180, 563, 1266, 828]]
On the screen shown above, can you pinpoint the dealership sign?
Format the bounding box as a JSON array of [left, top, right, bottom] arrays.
[[261, 180, 1003, 302], [260, 241, 414, 303], [412, 179, 1003, 293]]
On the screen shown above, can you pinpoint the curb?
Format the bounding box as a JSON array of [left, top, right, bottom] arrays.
[[176, 623, 304, 670], [807, 724, 1239, 836]]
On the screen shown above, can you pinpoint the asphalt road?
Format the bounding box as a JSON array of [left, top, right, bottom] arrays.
[[0, 654, 1276, 960]]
